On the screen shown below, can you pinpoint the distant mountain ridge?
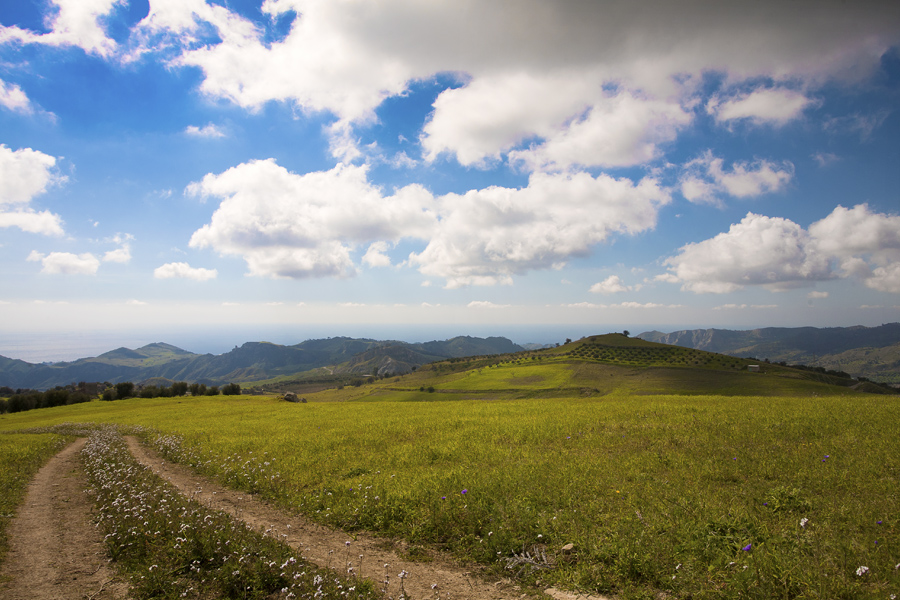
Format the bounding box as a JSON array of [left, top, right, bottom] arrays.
[[0, 336, 525, 390], [637, 323, 900, 383]]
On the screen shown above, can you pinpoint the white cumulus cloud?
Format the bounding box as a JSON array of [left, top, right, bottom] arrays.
[[362, 241, 392, 268], [187, 160, 437, 279], [28, 251, 100, 275], [508, 91, 692, 171], [590, 275, 634, 295], [680, 151, 793, 205], [0, 145, 66, 236], [0, 79, 33, 114], [409, 171, 670, 288], [708, 87, 817, 126], [0, 0, 124, 57], [153, 262, 218, 281], [663, 212, 831, 293], [185, 123, 226, 138], [664, 204, 900, 294], [184, 161, 671, 288]]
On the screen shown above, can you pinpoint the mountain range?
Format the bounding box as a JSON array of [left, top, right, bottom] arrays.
[[0, 336, 524, 391], [637, 323, 900, 383]]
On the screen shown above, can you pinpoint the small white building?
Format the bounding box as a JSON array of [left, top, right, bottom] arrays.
[[748, 365, 760, 373]]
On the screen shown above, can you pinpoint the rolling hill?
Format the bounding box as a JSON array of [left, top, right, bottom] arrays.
[[305, 333, 897, 402], [0, 336, 524, 390]]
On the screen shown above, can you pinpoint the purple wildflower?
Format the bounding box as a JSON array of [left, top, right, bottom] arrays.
[[742, 543, 752, 551], [461, 489, 467, 495]]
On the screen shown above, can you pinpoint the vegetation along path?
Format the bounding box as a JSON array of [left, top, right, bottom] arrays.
[[0, 438, 129, 600], [123, 436, 599, 600]]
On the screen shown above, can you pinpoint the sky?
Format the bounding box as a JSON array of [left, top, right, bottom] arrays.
[[1, 0, 899, 359]]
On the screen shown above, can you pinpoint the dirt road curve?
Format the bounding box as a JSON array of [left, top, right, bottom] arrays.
[[124, 436, 534, 600], [0, 438, 130, 600]]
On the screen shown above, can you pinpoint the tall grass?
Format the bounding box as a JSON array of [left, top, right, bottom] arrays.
[[2, 393, 899, 598]]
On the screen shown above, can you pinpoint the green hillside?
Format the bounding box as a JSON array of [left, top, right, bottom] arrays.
[[307, 333, 892, 402]]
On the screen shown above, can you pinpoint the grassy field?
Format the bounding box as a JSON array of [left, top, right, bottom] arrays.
[[1, 337, 897, 598], [2, 386, 898, 599], [0, 432, 70, 571]]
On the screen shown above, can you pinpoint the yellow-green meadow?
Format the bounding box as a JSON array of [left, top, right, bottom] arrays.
[[2, 386, 898, 599]]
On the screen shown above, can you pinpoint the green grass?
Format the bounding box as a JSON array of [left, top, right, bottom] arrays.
[[0, 431, 70, 572], [2, 390, 899, 599]]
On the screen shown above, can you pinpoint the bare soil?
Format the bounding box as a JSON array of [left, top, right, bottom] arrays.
[[0, 438, 130, 600]]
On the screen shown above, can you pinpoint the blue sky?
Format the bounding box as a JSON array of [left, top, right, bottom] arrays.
[[1, 0, 899, 356]]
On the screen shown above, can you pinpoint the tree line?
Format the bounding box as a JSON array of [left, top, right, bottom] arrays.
[[0, 380, 241, 414]]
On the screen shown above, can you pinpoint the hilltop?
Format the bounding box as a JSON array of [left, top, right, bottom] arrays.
[[637, 322, 900, 383], [305, 333, 896, 401]]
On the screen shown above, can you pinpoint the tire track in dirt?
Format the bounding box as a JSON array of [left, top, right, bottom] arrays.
[[0, 438, 130, 600], [124, 436, 542, 600]]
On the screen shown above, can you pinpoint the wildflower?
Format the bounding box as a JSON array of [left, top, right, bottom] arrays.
[[856, 566, 869, 576], [800, 518, 808, 528], [461, 489, 467, 494], [742, 543, 752, 551], [877, 520, 883, 525]]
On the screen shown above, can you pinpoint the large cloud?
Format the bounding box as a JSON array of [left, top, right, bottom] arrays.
[[409, 171, 670, 288], [0, 145, 66, 236], [126, 0, 900, 163], [664, 204, 900, 293], [187, 160, 437, 279], [188, 161, 669, 287]]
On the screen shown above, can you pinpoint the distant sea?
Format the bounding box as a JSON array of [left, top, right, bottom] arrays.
[[0, 323, 695, 364]]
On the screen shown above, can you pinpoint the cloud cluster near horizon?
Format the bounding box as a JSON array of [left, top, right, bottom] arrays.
[[663, 205, 900, 294]]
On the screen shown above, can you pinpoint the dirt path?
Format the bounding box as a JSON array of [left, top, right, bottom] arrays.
[[0, 438, 130, 600], [124, 436, 544, 600]]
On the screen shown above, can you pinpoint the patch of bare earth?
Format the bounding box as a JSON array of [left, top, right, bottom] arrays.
[[124, 436, 584, 600], [0, 438, 130, 600]]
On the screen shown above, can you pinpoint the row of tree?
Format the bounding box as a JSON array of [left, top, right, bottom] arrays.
[[0, 380, 242, 414], [0, 387, 92, 413]]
